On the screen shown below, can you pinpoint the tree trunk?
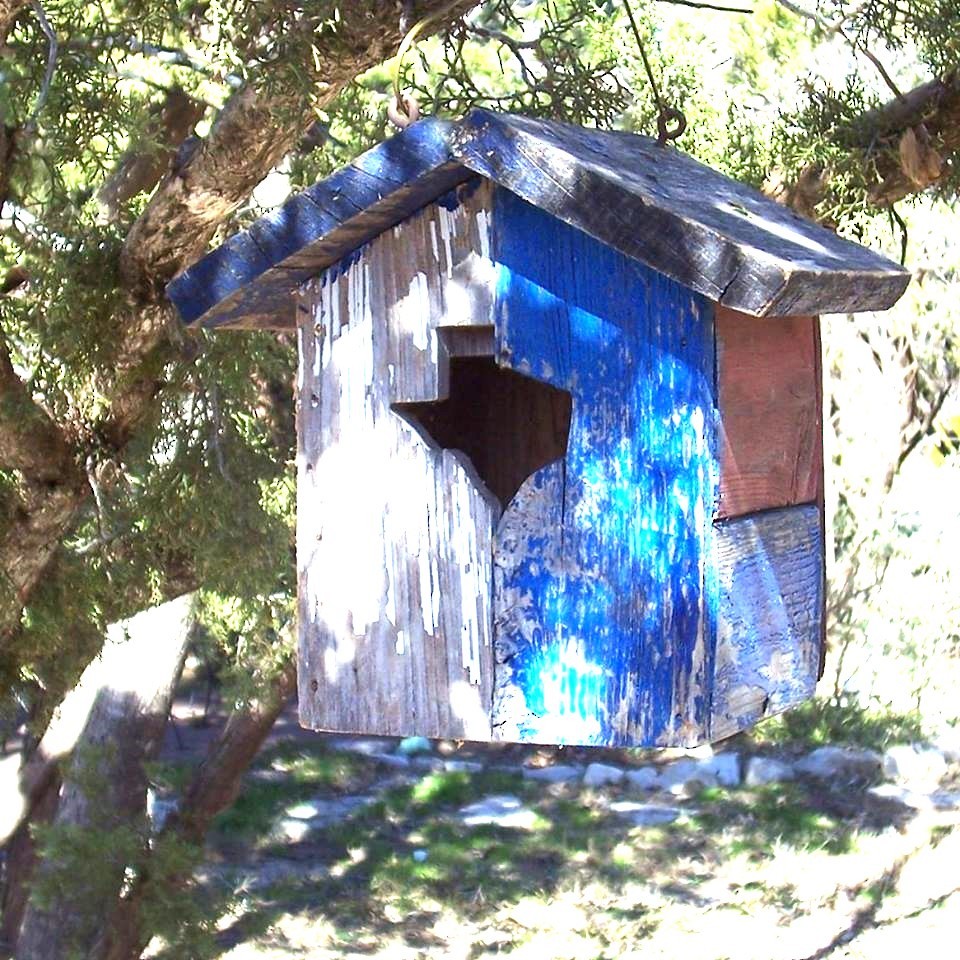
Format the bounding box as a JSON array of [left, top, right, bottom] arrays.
[[100, 659, 296, 960], [0, 772, 59, 954], [13, 595, 195, 960]]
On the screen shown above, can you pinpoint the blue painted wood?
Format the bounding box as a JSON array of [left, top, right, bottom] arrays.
[[168, 110, 908, 330], [490, 187, 720, 748], [453, 110, 909, 317], [167, 118, 471, 328], [710, 504, 824, 739]]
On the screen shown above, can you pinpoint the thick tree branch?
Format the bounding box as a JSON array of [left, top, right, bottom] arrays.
[[0, 0, 28, 41], [101, 659, 297, 960], [95, 87, 205, 223], [0, 336, 76, 484], [864, 73, 960, 204]]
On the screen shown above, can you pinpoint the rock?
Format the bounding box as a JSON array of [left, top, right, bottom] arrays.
[[459, 795, 539, 829], [658, 753, 741, 791], [709, 753, 742, 787], [583, 762, 625, 788], [278, 818, 313, 843], [744, 756, 795, 787], [146, 791, 178, 832], [933, 728, 960, 763], [522, 764, 582, 783], [625, 767, 659, 791], [284, 795, 376, 829], [412, 848, 429, 862], [868, 783, 933, 810], [608, 801, 682, 826], [444, 759, 484, 773], [410, 755, 445, 772], [883, 744, 948, 787], [327, 736, 394, 757], [932, 790, 960, 811], [284, 801, 321, 820], [370, 752, 412, 769], [397, 736, 433, 756], [795, 746, 881, 780]]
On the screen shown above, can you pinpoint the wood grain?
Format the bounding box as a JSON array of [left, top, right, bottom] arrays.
[[169, 111, 909, 329], [296, 182, 500, 740], [490, 187, 719, 748], [710, 504, 824, 741], [716, 306, 823, 519], [452, 110, 909, 317]]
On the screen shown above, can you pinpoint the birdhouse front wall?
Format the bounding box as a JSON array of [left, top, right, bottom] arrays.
[[296, 179, 825, 747]]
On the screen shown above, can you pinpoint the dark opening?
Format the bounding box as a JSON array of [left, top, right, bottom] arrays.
[[395, 356, 572, 509]]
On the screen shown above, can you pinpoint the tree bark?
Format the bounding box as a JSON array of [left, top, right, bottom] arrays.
[[100, 659, 297, 960], [0, 0, 477, 661], [864, 72, 960, 205], [13, 595, 195, 960], [0, 1, 27, 44]]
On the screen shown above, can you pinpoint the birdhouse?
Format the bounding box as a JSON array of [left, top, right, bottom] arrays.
[[169, 110, 908, 748]]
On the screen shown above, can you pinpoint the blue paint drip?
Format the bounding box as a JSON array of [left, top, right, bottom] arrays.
[[492, 187, 719, 746]]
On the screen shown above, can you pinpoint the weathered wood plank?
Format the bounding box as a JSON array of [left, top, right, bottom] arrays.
[[716, 307, 823, 518], [490, 187, 719, 748], [296, 185, 500, 739], [710, 504, 824, 741], [168, 119, 473, 329], [452, 110, 909, 317], [169, 111, 909, 330]]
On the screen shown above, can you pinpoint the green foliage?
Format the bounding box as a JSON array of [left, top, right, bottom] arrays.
[[752, 699, 926, 751]]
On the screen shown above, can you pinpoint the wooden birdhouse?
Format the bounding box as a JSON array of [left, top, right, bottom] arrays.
[[169, 110, 909, 748]]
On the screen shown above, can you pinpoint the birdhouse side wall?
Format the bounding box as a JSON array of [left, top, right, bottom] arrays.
[[295, 183, 501, 740]]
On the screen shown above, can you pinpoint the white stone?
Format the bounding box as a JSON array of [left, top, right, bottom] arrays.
[[867, 783, 933, 810], [709, 753, 742, 787], [583, 762, 625, 788], [624, 767, 660, 791], [883, 744, 948, 787], [657, 753, 740, 791], [608, 801, 682, 826], [444, 759, 484, 773], [410, 755, 445, 772], [284, 801, 321, 820], [933, 728, 960, 763], [745, 756, 795, 787], [370, 752, 412, 769], [328, 736, 394, 756], [522, 764, 582, 783], [795, 746, 881, 780], [932, 790, 960, 811], [278, 818, 313, 843], [459, 795, 539, 830]]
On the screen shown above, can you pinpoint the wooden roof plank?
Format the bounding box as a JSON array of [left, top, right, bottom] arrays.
[[168, 110, 909, 329], [451, 110, 910, 317]]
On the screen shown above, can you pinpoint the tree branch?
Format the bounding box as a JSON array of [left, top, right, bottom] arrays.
[[95, 87, 206, 223], [0, 0, 28, 40], [861, 73, 960, 204], [656, 0, 753, 13], [0, 335, 76, 484]]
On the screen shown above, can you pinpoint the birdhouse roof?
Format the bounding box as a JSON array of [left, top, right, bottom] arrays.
[[168, 109, 909, 329]]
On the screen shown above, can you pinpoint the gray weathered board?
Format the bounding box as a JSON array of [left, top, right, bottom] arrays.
[[169, 110, 909, 330]]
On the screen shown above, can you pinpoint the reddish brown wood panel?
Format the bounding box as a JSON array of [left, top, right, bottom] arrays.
[[716, 306, 823, 520]]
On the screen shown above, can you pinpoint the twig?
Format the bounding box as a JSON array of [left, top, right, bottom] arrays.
[[840, 27, 904, 100], [775, 0, 871, 34], [25, 1, 58, 131], [655, 0, 753, 13]]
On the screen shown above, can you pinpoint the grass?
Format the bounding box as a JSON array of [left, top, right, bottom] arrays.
[[752, 700, 926, 753]]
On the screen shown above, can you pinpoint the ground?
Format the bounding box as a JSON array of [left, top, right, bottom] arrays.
[[145, 692, 960, 960]]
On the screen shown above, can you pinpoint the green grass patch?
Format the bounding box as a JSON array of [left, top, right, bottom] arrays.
[[751, 699, 925, 752], [688, 783, 858, 857]]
